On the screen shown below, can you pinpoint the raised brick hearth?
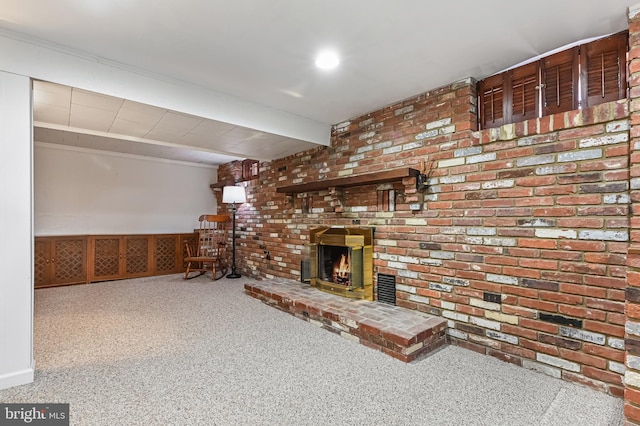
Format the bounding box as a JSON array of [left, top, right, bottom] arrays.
[[245, 279, 447, 362]]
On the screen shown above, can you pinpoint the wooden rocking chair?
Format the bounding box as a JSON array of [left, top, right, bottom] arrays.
[[183, 214, 231, 280]]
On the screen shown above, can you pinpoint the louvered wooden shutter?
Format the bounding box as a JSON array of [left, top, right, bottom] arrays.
[[582, 32, 627, 108], [509, 62, 539, 123], [479, 73, 505, 129], [542, 47, 579, 115]]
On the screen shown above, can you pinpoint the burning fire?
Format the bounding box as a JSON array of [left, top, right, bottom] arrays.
[[333, 253, 350, 285]]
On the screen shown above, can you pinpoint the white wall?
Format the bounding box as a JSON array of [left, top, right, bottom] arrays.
[[0, 72, 34, 390], [34, 143, 218, 235]]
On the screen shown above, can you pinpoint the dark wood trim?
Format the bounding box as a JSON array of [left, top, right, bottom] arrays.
[[275, 168, 420, 194], [210, 181, 235, 189]]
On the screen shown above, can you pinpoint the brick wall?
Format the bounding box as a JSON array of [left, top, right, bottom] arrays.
[[626, 4, 640, 424], [218, 79, 629, 397], [217, 8, 640, 405]]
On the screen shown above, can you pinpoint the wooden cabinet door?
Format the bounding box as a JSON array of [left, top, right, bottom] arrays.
[[89, 235, 123, 282], [152, 235, 181, 275], [49, 236, 87, 285], [122, 235, 153, 278], [34, 237, 51, 288]]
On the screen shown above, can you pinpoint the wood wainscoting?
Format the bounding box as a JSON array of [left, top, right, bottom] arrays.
[[35, 233, 198, 288]]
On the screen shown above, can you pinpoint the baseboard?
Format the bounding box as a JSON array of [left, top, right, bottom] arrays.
[[0, 367, 34, 390]]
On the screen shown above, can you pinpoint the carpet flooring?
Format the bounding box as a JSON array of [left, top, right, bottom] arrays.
[[0, 274, 624, 425]]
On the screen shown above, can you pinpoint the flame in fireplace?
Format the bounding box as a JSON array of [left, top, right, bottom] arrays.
[[333, 253, 350, 285]]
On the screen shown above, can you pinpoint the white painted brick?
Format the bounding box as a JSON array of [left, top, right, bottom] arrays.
[[408, 294, 430, 305], [441, 175, 466, 184], [535, 229, 577, 239], [605, 120, 630, 133], [395, 284, 416, 294], [443, 311, 468, 322], [420, 258, 443, 266], [374, 141, 392, 150], [608, 337, 625, 350], [610, 361, 626, 375], [340, 331, 360, 343], [378, 254, 399, 261], [624, 320, 640, 336], [398, 270, 418, 279], [483, 237, 516, 246], [487, 274, 518, 285], [426, 118, 452, 130], [388, 261, 408, 269], [377, 239, 398, 247], [403, 141, 424, 151], [470, 316, 501, 331], [627, 354, 640, 370], [469, 298, 501, 311], [537, 353, 580, 372], [308, 318, 324, 327], [448, 329, 468, 340], [625, 370, 640, 388], [430, 251, 455, 260], [439, 158, 465, 168], [415, 130, 438, 140], [429, 282, 453, 292], [579, 230, 628, 241], [441, 301, 456, 311], [398, 256, 420, 264], [331, 321, 348, 332], [482, 179, 514, 189], [467, 153, 497, 164], [579, 133, 628, 148], [486, 330, 518, 345], [522, 360, 561, 379], [383, 146, 403, 155], [604, 194, 630, 204], [442, 277, 470, 286], [440, 125, 456, 135], [455, 146, 482, 157], [558, 149, 602, 162], [467, 227, 496, 236], [559, 327, 605, 345], [469, 334, 501, 349], [517, 155, 554, 167]]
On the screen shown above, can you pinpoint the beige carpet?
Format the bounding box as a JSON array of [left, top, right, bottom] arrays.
[[0, 274, 623, 425]]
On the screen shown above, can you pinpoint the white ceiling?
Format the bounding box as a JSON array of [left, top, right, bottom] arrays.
[[0, 0, 635, 165]]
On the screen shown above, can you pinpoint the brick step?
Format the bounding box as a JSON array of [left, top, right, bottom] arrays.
[[245, 279, 448, 362]]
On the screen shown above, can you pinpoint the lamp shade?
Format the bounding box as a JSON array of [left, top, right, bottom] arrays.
[[222, 185, 246, 204]]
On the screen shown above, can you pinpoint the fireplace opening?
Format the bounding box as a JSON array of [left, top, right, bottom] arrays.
[[307, 227, 373, 300], [320, 245, 350, 285]]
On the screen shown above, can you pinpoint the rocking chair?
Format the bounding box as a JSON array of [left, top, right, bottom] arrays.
[[183, 214, 231, 280]]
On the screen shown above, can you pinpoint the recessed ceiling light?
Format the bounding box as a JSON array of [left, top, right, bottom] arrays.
[[315, 50, 340, 70]]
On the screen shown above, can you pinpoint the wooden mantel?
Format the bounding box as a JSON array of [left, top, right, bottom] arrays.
[[276, 168, 420, 194]]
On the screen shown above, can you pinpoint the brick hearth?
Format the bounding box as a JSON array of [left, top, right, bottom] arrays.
[[245, 279, 447, 362]]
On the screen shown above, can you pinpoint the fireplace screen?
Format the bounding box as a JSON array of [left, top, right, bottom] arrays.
[[318, 245, 363, 288], [307, 227, 373, 300]]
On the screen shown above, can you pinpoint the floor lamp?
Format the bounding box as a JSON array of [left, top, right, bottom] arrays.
[[222, 185, 246, 279]]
